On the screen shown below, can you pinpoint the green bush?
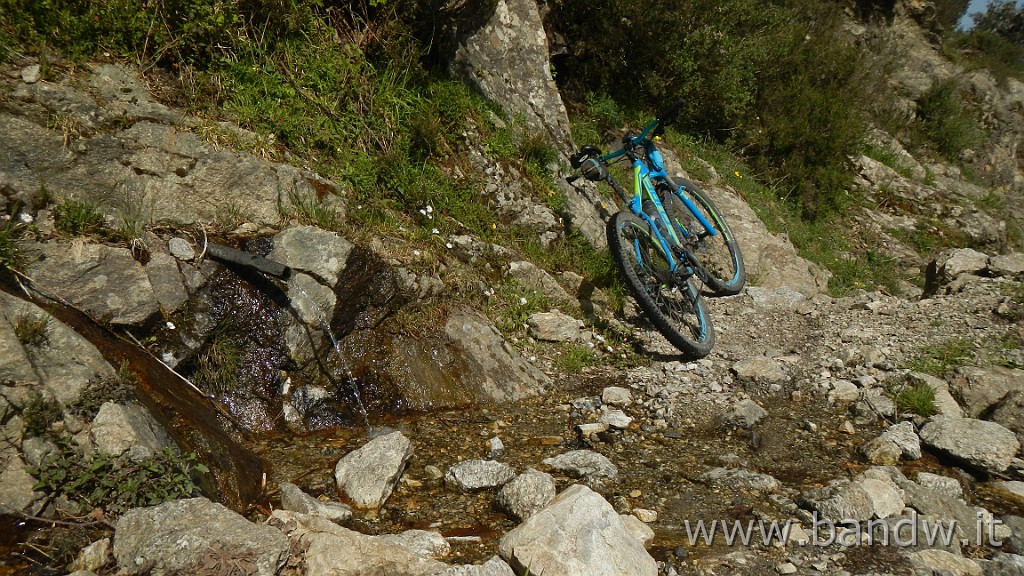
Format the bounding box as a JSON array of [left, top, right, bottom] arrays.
[[914, 78, 984, 161]]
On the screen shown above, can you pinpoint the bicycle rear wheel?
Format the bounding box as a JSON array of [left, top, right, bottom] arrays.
[[661, 178, 746, 296], [607, 211, 715, 358]]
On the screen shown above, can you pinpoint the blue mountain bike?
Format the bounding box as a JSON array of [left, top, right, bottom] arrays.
[[569, 101, 745, 357]]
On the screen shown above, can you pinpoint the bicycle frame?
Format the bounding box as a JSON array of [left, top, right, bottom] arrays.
[[599, 119, 719, 280]]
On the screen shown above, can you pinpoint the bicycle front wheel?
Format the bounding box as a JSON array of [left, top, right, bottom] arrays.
[[662, 178, 746, 296], [607, 211, 715, 358]]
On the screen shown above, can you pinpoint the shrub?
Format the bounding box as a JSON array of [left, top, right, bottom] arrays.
[[914, 78, 984, 161]]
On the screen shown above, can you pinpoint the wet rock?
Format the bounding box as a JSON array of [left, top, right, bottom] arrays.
[[285, 272, 337, 325], [114, 498, 289, 576], [89, 402, 174, 460], [895, 476, 997, 541], [798, 479, 877, 522], [269, 510, 445, 576], [498, 484, 658, 576], [496, 468, 557, 522], [905, 548, 981, 576], [270, 225, 353, 287], [25, 241, 161, 325], [731, 357, 787, 384], [279, 482, 353, 523], [69, 538, 111, 573], [527, 311, 582, 342], [487, 437, 505, 459], [377, 529, 450, 559], [860, 436, 903, 465], [433, 556, 515, 576], [601, 386, 633, 407], [882, 420, 922, 460], [991, 481, 1024, 501], [445, 459, 516, 492], [701, 467, 781, 493], [716, 398, 767, 428], [919, 416, 1020, 473], [542, 450, 618, 480], [620, 514, 655, 547], [334, 431, 413, 509]]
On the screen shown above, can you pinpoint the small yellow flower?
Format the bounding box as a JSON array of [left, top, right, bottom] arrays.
[[734, 171, 743, 179], [491, 223, 497, 230]]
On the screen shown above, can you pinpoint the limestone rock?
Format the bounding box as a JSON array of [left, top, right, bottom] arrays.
[[919, 416, 1020, 473], [334, 431, 413, 509], [113, 498, 289, 576], [445, 459, 516, 492], [601, 386, 633, 407], [431, 556, 515, 576], [527, 311, 582, 342], [542, 450, 618, 480], [731, 357, 787, 384], [279, 482, 352, 523], [701, 467, 781, 493], [376, 530, 451, 559], [89, 402, 173, 460], [497, 484, 658, 576], [716, 398, 768, 428], [496, 468, 557, 522], [271, 225, 353, 287]]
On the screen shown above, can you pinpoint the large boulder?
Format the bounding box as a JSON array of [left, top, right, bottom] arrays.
[[919, 416, 1021, 473], [113, 498, 289, 576], [498, 484, 658, 576]]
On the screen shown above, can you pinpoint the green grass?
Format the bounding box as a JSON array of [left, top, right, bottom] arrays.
[[906, 337, 975, 376], [14, 309, 49, 347], [893, 381, 937, 417], [54, 199, 106, 237], [554, 343, 599, 373]]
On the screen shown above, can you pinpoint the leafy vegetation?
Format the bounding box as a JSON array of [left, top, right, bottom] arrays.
[[22, 390, 63, 438], [30, 440, 207, 516], [914, 78, 984, 161], [14, 309, 49, 347], [54, 199, 107, 237], [893, 380, 937, 417]]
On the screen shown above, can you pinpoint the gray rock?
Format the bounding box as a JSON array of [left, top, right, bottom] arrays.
[[860, 436, 903, 465], [425, 556, 515, 576], [798, 479, 876, 523], [599, 409, 633, 430], [445, 459, 516, 492], [498, 484, 658, 576], [991, 481, 1024, 501], [601, 386, 633, 407], [828, 380, 861, 404], [279, 482, 352, 523], [939, 247, 990, 279], [919, 416, 1020, 473], [1003, 516, 1024, 554], [989, 253, 1024, 278], [701, 467, 781, 493], [271, 225, 353, 287], [916, 472, 963, 500], [620, 514, 655, 548], [507, 261, 573, 303], [0, 454, 45, 515], [990, 388, 1024, 444], [167, 237, 195, 261], [113, 498, 289, 576], [858, 477, 905, 520], [527, 311, 582, 342], [953, 366, 1022, 418], [24, 241, 161, 326], [486, 437, 505, 459], [0, 293, 117, 406], [905, 548, 981, 576], [89, 402, 173, 460], [285, 272, 337, 325], [145, 252, 189, 313], [731, 357, 787, 384], [542, 450, 618, 480], [69, 538, 111, 573], [334, 431, 413, 509], [444, 310, 550, 402], [376, 529, 450, 559], [21, 436, 58, 468], [980, 553, 1024, 576], [496, 468, 557, 522], [882, 420, 922, 460], [21, 64, 41, 84], [716, 398, 768, 428], [269, 510, 445, 576]]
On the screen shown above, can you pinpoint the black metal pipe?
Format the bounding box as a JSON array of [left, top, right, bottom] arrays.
[[206, 242, 292, 280]]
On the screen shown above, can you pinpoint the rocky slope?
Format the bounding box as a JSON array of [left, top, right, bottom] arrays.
[[1, 1, 1023, 576]]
